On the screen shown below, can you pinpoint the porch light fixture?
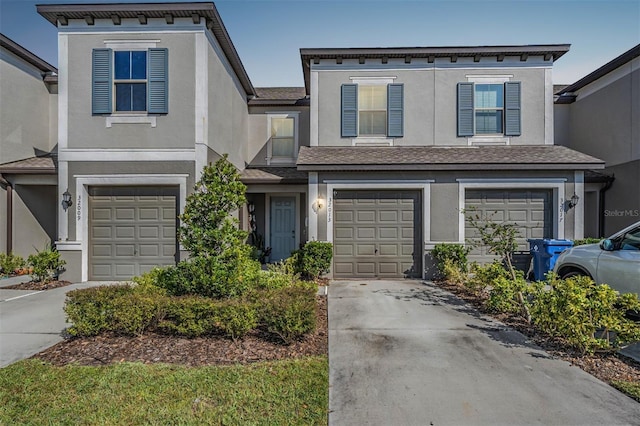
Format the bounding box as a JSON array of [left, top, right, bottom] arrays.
[[316, 197, 325, 210], [61, 189, 73, 211], [567, 193, 580, 210]]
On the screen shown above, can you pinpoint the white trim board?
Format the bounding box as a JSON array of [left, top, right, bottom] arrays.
[[59, 148, 195, 162], [72, 174, 188, 282], [324, 180, 432, 279], [457, 178, 566, 245]]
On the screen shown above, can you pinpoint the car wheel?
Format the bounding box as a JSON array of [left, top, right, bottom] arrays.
[[560, 269, 588, 280]]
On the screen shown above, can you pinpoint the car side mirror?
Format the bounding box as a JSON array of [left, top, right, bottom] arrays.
[[600, 239, 615, 251]]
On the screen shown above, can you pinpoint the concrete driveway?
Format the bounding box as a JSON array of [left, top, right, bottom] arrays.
[[0, 280, 107, 367], [329, 280, 640, 426]]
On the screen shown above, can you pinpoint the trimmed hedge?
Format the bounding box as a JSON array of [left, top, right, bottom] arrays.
[[259, 283, 317, 344], [291, 241, 333, 280]]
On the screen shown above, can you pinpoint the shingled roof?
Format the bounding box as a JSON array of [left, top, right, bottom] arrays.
[[296, 145, 604, 171], [249, 87, 309, 106], [0, 156, 56, 174], [240, 167, 308, 184]]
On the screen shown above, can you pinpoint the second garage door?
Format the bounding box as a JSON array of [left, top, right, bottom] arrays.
[[333, 190, 421, 278], [89, 186, 178, 280], [465, 189, 553, 263]]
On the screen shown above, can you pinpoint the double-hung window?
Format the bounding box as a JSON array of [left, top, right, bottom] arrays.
[[92, 48, 168, 115], [457, 81, 521, 137], [341, 83, 404, 139], [267, 113, 298, 164]]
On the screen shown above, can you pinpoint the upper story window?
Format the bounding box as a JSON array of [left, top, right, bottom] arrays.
[[341, 83, 403, 140], [457, 81, 521, 138], [92, 48, 168, 115], [114, 51, 147, 112], [267, 113, 299, 165]]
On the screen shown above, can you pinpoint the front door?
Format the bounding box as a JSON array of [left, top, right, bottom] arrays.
[[270, 196, 296, 262]]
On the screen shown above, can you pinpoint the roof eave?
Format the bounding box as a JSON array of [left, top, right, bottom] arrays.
[[0, 33, 58, 74], [297, 163, 604, 172]]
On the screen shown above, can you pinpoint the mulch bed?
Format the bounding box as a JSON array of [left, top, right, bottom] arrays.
[[436, 280, 640, 389], [4, 280, 73, 291], [33, 296, 327, 367]]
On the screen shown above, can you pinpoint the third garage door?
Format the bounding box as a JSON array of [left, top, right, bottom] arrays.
[[333, 190, 421, 278], [465, 189, 553, 263]]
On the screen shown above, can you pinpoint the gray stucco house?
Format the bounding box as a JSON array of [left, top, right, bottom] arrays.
[[555, 44, 639, 238], [0, 2, 604, 282]]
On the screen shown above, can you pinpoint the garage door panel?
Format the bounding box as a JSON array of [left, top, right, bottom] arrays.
[[89, 186, 177, 280], [334, 190, 421, 278], [508, 210, 527, 221]]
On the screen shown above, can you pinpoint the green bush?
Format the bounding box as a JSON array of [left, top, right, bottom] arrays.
[[27, 245, 66, 283], [442, 258, 467, 285], [466, 261, 510, 294], [65, 285, 135, 336], [485, 273, 529, 314], [257, 269, 300, 290], [111, 293, 160, 336], [0, 252, 25, 276], [260, 284, 317, 344], [157, 296, 218, 337], [573, 238, 602, 246], [431, 243, 471, 275], [292, 241, 333, 280], [131, 268, 167, 297], [530, 275, 640, 353], [214, 300, 257, 340], [156, 246, 261, 299]]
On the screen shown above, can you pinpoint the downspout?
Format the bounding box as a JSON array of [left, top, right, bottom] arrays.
[[0, 174, 12, 253], [598, 174, 615, 238]]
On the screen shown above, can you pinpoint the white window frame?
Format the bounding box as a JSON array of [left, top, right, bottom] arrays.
[[349, 76, 396, 145], [113, 50, 148, 113], [266, 112, 299, 165], [465, 75, 512, 145]]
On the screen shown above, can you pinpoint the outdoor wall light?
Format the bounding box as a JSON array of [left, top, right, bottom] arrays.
[[567, 193, 580, 210], [61, 189, 73, 211], [316, 197, 324, 210]]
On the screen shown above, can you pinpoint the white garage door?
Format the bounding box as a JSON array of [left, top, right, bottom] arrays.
[[89, 186, 178, 280]]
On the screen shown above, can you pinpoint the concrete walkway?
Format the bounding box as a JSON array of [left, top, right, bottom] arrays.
[[0, 281, 109, 367], [329, 280, 640, 426]]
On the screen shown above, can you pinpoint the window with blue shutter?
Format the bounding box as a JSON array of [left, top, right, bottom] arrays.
[[91, 48, 168, 115], [387, 84, 404, 137], [457, 83, 474, 136], [504, 81, 521, 136], [92, 49, 112, 114], [341, 84, 358, 137]]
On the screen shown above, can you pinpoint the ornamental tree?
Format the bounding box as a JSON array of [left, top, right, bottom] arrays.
[[179, 154, 247, 258]]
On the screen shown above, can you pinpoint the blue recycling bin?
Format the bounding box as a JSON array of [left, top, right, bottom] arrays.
[[527, 239, 574, 281]]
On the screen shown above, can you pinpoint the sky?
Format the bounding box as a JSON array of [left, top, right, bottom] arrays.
[[0, 0, 638, 87]]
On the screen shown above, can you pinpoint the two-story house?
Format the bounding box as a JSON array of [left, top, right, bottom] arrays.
[[0, 34, 58, 258], [0, 2, 604, 282], [555, 44, 639, 238]]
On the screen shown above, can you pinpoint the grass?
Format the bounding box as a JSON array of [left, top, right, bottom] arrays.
[[612, 380, 640, 402], [0, 356, 328, 425]]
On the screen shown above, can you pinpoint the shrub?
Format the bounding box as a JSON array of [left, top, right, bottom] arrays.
[[442, 258, 467, 286], [0, 252, 25, 276], [292, 241, 333, 280], [466, 261, 509, 294], [260, 284, 317, 344], [530, 275, 640, 353], [431, 243, 471, 275], [27, 245, 66, 283], [111, 293, 160, 336], [214, 300, 257, 340], [257, 269, 299, 290], [131, 268, 167, 297], [157, 296, 219, 337], [485, 272, 529, 315], [65, 285, 135, 336], [573, 238, 602, 246]]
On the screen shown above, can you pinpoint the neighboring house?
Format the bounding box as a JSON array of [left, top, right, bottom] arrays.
[[555, 44, 640, 238], [0, 34, 58, 258], [0, 2, 604, 282]]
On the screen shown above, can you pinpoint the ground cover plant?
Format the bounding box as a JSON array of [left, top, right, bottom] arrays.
[[0, 357, 328, 425]]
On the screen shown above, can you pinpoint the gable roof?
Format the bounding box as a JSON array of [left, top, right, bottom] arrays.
[[36, 2, 255, 97], [0, 156, 56, 174], [556, 43, 640, 99], [249, 87, 309, 106], [300, 44, 571, 94], [0, 33, 57, 75], [296, 145, 603, 171]]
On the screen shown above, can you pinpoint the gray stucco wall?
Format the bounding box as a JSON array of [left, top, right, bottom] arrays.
[[207, 42, 249, 169], [65, 33, 196, 150], [11, 184, 57, 258], [247, 106, 310, 166], [0, 186, 6, 253], [603, 159, 640, 235], [0, 51, 55, 163], [315, 66, 548, 146]]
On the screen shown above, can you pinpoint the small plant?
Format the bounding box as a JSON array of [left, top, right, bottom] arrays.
[[431, 243, 471, 276], [466, 261, 509, 295], [27, 245, 66, 284], [442, 258, 467, 286], [0, 252, 25, 276], [485, 272, 529, 315], [294, 241, 333, 280], [249, 232, 272, 264], [259, 284, 317, 344]]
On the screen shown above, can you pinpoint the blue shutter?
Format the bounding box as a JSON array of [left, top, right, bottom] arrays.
[[504, 81, 521, 136], [457, 82, 474, 137], [341, 84, 358, 137], [148, 48, 168, 114], [387, 84, 404, 137], [92, 48, 112, 114]]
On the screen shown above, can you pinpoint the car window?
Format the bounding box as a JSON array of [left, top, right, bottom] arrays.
[[620, 227, 640, 251]]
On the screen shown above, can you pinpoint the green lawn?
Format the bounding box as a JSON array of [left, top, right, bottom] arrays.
[[0, 356, 328, 425]]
